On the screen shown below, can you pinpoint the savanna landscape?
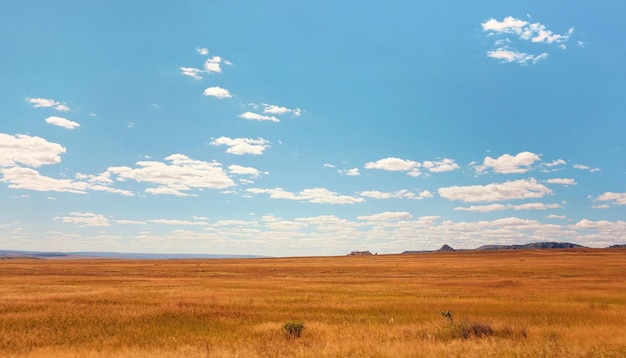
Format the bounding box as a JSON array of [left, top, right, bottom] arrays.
[[1, 248, 625, 357]]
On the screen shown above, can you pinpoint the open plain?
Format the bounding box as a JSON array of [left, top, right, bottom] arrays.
[[1, 249, 625, 357]]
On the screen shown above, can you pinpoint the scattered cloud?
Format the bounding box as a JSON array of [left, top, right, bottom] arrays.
[[247, 187, 365, 204], [45, 116, 80, 130], [239, 112, 280, 122], [262, 104, 302, 117], [574, 164, 601, 172], [482, 16, 574, 64], [211, 136, 270, 155], [360, 189, 433, 200], [546, 178, 577, 186], [106, 154, 235, 196], [180, 67, 203, 80], [358, 211, 413, 222], [365, 157, 459, 176], [454, 202, 561, 212], [439, 178, 552, 202], [486, 48, 548, 64], [26, 97, 69, 111], [203, 87, 232, 99], [593, 192, 626, 207], [475, 151, 541, 174], [339, 168, 360, 176], [546, 214, 566, 219], [117, 219, 146, 225], [55, 212, 110, 227], [228, 164, 264, 178], [149, 219, 209, 226], [196, 47, 209, 55], [0, 133, 66, 168]]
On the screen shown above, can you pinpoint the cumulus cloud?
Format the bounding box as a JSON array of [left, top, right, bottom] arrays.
[[196, 47, 209, 55], [482, 16, 574, 64], [262, 104, 302, 117], [106, 154, 235, 196], [203, 87, 232, 99], [358, 211, 413, 222], [574, 164, 601, 172], [204, 56, 225, 73], [246, 187, 365, 204], [211, 136, 270, 155], [594, 192, 626, 207], [365, 157, 459, 176], [55, 212, 110, 227], [149, 219, 209, 226], [45, 116, 80, 130], [360, 189, 433, 200], [438, 178, 552, 202], [0, 133, 66, 168], [339, 168, 360, 176], [546, 178, 577, 186], [228, 164, 263, 178], [26, 97, 70, 111], [239, 112, 280, 122], [454, 202, 561, 212], [475, 151, 541, 174]]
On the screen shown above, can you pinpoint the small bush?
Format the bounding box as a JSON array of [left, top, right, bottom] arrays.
[[283, 321, 305, 339], [437, 319, 495, 340]]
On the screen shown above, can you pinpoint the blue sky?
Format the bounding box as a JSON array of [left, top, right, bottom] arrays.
[[1, 1, 625, 256]]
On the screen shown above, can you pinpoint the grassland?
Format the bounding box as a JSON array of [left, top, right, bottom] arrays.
[[1, 249, 625, 357]]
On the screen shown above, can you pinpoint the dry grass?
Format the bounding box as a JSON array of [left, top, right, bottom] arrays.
[[1, 249, 625, 357]]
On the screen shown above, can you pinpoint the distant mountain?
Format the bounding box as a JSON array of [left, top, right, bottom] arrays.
[[0, 250, 265, 260], [437, 244, 455, 252], [608, 244, 626, 249]]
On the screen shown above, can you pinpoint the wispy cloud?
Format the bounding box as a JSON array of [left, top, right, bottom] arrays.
[[239, 112, 280, 122], [360, 189, 432, 200], [45, 116, 80, 130], [593, 192, 626, 208], [574, 164, 601, 172], [211, 136, 270, 155], [546, 178, 577, 186], [454, 202, 561, 212], [26, 97, 69, 111], [438, 178, 552, 202], [365, 157, 459, 176], [180, 67, 203, 80], [358, 211, 413, 221], [486, 48, 548, 64], [55, 212, 110, 227], [262, 104, 302, 117], [246, 187, 365, 204]]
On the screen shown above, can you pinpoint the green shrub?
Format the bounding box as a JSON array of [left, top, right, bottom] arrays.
[[283, 321, 305, 339]]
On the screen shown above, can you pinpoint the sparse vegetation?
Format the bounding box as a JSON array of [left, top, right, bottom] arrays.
[[283, 321, 305, 339], [0, 249, 625, 357]]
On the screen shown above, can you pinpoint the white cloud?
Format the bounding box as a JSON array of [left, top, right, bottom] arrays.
[[228, 165, 263, 178], [486, 48, 549, 64], [546, 178, 577, 186], [365, 157, 459, 176], [574, 164, 601, 172], [454, 204, 507, 212], [544, 159, 566, 167], [196, 47, 209, 55], [482, 16, 573, 44], [211, 137, 270, 155], [475, 151, 541, 174], [364, 157, 421, 176], [454, 202, 561, 212], [0, 133, 66, 167], [107, 154, 235, 196], [594, 192, 626, 207], [546, 214, 566, 219], [239, 112, 280, 122], [180, 67, 203, 80], [263, 104, 302, 116], [56, 212, 110, 227], [358, 211, 413, 222], [247, 187, 365, 204], [203, 87, 232, 99], [482, 16, 573, 65], [26, 97, 69, 111], [117, 219, 146, 225], [0, 167, 134, 196], [439, 178, 552, 202], [149, 219, 209, 226], [45, 116, 80, 130], [339, 168, 360, 176], [360, 189, 432, 200], [204, 56, 224, 73]]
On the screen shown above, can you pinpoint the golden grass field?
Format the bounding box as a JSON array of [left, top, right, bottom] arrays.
[[1, 249, 625, 357]]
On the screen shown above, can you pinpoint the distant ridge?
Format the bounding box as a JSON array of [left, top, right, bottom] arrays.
[[401, 242, 597, 254]]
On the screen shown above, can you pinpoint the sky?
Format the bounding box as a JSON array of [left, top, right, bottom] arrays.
[[1, 1, 625, 256]]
